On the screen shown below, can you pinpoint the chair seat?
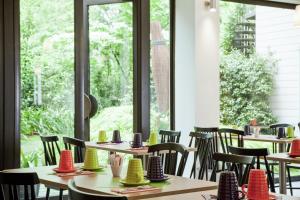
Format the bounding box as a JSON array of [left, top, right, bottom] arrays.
[[287, 163, 300, 169]]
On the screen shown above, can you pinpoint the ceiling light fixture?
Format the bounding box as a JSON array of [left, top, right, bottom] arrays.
[[205, 0, 217, 12], [295, 5, 300, 28]]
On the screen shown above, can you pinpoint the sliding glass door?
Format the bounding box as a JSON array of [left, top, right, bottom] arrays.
[[20, 0, 74, 167], [87, 1, 134, 141]]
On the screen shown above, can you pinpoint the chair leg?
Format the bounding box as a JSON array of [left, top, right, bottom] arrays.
[[46, 188, 50, 200], [59, 189, 63, 200], [287, 167, 293, 196]]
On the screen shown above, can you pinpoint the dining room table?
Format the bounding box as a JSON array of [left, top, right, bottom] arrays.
[[242, 134, 293, 152], [85, 141, 197, 155], [2, 164, 218, 200], [145, 189, 300, 200], [85, 141, 197, 167], [234, 134, 295, 195], [267, 153, 300, 195]]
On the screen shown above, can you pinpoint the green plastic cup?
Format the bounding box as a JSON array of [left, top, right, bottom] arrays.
[[287, 126, 295, 138], [125, 158, 144, 184], [83, 148, 100, 170], [98, 130, 107, 143], [148, 132, 158, 146]]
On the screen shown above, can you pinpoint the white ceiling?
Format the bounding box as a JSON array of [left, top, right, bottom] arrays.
[[265, 0, 300, 4]]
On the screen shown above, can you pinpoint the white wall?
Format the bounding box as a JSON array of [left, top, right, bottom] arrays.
[[175, 0, 220, 176], [194, 0, 220, 127], [256, 6, 300, 127]]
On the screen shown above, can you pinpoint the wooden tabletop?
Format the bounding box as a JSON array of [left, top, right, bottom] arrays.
[[267, 153, 300, 164], [242, 135, 294, 144], [145, 190, 299, 200], [3, 164, 218, 199], [85, 141, 197, 156], [3, 165, 76, 190], [74, 172, 218, 200]]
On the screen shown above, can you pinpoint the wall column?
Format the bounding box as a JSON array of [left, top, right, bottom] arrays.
[[175, 0, 219, 176], [0, 0, 20, 170]]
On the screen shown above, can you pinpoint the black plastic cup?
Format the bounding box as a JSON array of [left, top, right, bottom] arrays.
[[147, 156, 164, 180], [112, 130, 122, 143], [277, 127, 286, 139], [130, 133, 142, 148], [244, 125, 251, 135], [218, 172, 244, 200]]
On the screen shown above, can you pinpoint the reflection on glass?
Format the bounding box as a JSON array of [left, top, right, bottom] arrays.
[[20, 0, 74, 167], [89, 3, 133, 142], [150, 0, 171, 133]]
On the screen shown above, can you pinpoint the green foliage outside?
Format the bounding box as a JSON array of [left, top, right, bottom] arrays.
[[219, 2, 277, 127], [20, 0, 171, 166], [220, 51, 277, 127]]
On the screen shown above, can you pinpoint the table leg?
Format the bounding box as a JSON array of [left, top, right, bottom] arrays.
[[279, 161, 287, 194], [278, 143, 287, 194]]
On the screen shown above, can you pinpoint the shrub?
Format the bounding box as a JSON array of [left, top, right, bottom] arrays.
[[220, 50, 277, 127]]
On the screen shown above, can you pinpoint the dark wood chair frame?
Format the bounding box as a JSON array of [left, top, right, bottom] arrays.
[[40, 135, 63, 200], [159, 130, 181, 143], [228, 146, 275, 192], [210, 152, 255, 186], [148, 143, 188, 176], [286, 122, 300, 196], [63, 137, 85, 163], [194, 127, 219, 153], [0, 172, 40, 200], [188, 132, 214, 180], [68, 180, 128, 200], [218, 128, 244, 153]]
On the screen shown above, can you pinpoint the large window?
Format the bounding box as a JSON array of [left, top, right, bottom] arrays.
[[89, 2, 134, 142], [20, 0, 74, 167], [220, 1, 300, 131], [150, 0, 171, 133]]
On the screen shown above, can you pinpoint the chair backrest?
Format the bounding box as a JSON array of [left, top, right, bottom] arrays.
[[227, 146, 275, 192], [0, 172, 40, 200], [68, 180, 127, 200], [210, 152, 254, 186], [40, 135, 61, 166], [159, 130, 181, 143], [194, 127, 219, 154], [269, 123, 293, 135], [148, 143, 188, 176], [63, 137, 85, 163], [188, 132, 214, 180], [218, 128, 244, 153]]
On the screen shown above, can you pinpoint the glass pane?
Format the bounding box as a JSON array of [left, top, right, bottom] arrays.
[[89, 3, 133, 142], [150, 0, 171, 133], [20, 0, 74, 167]]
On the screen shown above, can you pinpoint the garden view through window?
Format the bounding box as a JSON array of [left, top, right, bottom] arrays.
[[20, 0, 172, 167], [220, 2, 300, 136]]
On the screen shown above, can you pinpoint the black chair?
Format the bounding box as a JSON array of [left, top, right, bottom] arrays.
[[40, 135, 63, 200], [0, 172, 40, 200], [40, 135, 61, 166], [269, 123, 293, 153], [210, 152, 255, 186], [188, 132, 214, 180], [269, 124, 294, 190], [159, 130, 181, 143], [148, 143, 188, 176], [194, 127, 220, 154], [68, 180, 127, 200], [228, 146, 275, 192], [218, 128, 244, 153], [287, 123, 300, 195], [63, 137, 85, 163]]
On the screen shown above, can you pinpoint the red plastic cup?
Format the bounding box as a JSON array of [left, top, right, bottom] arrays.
[[56, 150, 75, 173], [242, 169, 269, 200], [289, 139, 300, 157]]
